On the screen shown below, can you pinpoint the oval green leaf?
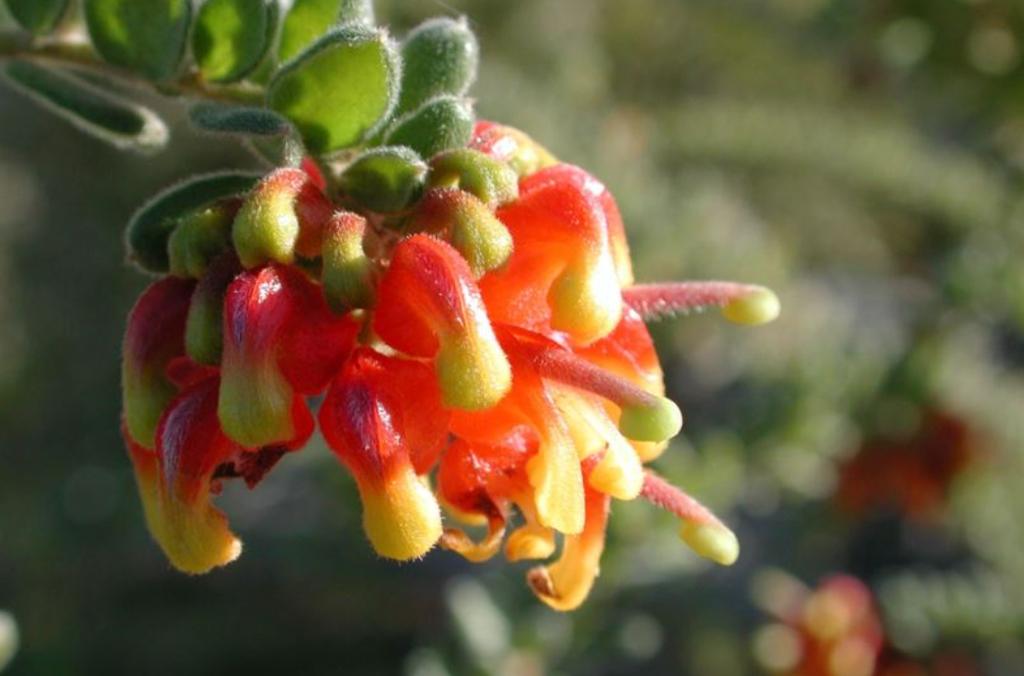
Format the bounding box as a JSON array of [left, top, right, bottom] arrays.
[[3, 60, 168, 153], [397, 17, 478, 115], [84, 0, 191, 81], [383, 96, 475, 159], [268, 26, 399, 155], [192, 0, 278, 83], [5, 0, 69, 34], [127, 171, 260, 273], [339, 146, 427, 213], [278, 0, 375, 63]]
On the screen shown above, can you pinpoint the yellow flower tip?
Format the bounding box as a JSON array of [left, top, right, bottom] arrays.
[[548, 259, 623, 345], [618, 396, 683, 443], [161, 510, 243, 575], [131, 448, 243, 575], [217, 367, 295, 448], [679, 520, 740, 566], [435, 335, 512, 411], [147, 471, 243, 575], [505, 524, 556, 561], [722, 286, 780, 326], [358, 469, 443, 561]]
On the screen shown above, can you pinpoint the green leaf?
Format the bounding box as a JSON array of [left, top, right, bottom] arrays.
[[127, 172, 260, 273], [5, 0, 68, 34], [3, 60, 168, 152], [397, 17, 478, 115], [192, 0, 278, 83], [383, 96, 474, 159], [339, 146, 427, 213], [84, 0, 191, 80], [268, 26, 399, 155], [189, 102, 293, 137], [278, 0, 374, 63]]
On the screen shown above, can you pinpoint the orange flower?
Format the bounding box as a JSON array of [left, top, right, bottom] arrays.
[[120, 121, 779, 609]]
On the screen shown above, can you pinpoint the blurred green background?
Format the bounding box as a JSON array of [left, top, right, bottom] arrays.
[[4, 0, 1024, 674]]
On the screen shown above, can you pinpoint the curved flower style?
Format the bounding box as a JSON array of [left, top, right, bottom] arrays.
[[120, 121, 779, 609]]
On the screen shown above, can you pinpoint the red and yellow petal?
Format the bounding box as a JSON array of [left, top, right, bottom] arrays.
[[125, 375, 243, 574], [374, 234, 511, 411], [485, 165, 623, 345], [527, 462, 611, 612], [122, 277, 195, 449], [319, 348, 444, 561]]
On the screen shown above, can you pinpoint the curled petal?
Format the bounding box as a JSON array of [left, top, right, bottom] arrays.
[[124, 376, 244, 574], [321, 211, 376, 312], [455, 335, 586, 535], [122, 277, 195, 449], [506, 523, 556, 562], [411, 188, 513, 277], [374, 235, 511, 411], [319, 349, 444, 561], [486, 165, 623, 345], [551, 388, 643, 500], [523, 163, 632, 286], [232, 168, 332, 268], [440, 512, 506, 563], [167, 200, 238, 279], [469, 120, 557, 177], [527, 469, 611, 612], [218, 265, 316, 448], [429, 147, 520, 209]]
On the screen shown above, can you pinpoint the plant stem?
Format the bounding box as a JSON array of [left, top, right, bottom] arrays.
[[0, 32, 264, 105]]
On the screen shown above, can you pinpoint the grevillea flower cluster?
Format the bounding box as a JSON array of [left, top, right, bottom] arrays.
[[121, 120, 780, 610], [755, 575, 884, 676]]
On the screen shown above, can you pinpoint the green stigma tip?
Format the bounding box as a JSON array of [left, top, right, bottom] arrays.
[[722, 287, 780, 326], [680, 521, 740, 566], [618, 396, 683, 442]]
